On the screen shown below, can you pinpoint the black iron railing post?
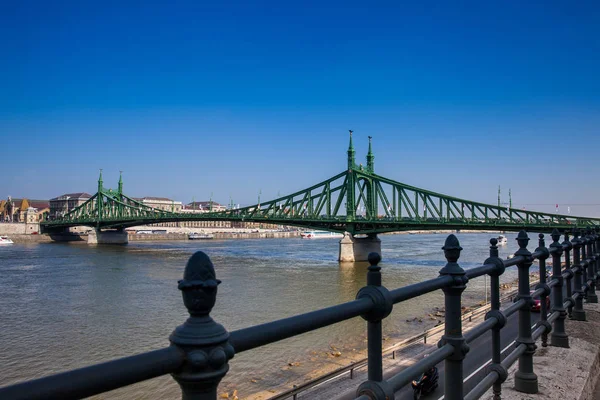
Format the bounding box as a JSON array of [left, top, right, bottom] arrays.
[[586, 228, 598, 303], [514, 230, 538, 394], [170, 252, 235, 400], [581, 231, 590, 301], [535, 234, 551, 347], [549, 229, 569, 348], [571, 229, 586, 321], [562, 232, 574, 319], [595, 228, 600, 285], [439, 234, 469, 400], [484, 238, 507, 400], [356, 252, 394, 400]]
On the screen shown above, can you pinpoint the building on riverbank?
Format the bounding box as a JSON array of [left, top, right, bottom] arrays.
[[1, 198, 50, 223], [49, 193, 92, 220]]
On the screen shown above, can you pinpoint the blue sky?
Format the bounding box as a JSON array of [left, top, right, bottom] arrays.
[[2, 1, 600, 215]]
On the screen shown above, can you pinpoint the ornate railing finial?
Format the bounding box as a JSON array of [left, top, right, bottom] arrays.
[[170, 251, 234, 397], [440, 234, 463, 274], [515, 230, 530, 254]]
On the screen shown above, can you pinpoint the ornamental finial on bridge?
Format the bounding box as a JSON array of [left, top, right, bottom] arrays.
[[98, 169, 103, 192], [118, 171, 123, 194], [347, 130, 356, 170], [366, 135, 374, 173]]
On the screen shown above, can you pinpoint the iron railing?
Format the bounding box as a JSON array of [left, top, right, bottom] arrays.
[[1, 227, 599, 400]]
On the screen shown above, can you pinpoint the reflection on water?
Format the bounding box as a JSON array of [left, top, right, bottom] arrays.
[[0, 232, 522, 398]]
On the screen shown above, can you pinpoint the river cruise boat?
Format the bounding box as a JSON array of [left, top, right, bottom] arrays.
[[188, 233, 214, 240], [0, 236, 14, 245], [300, 231, 344, 239], [497, 235, 508, 246]]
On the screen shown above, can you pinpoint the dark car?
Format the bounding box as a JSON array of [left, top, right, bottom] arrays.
[[531, 291, 550, 312]]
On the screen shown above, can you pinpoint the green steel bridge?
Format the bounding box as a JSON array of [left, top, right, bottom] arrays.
[[41, 133, 600, 234]]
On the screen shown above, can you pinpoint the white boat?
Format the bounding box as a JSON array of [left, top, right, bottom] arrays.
[[0, 236, 14, 245], [300, 231, 344, 239], [188, 233, 214, 240], [497, 235, 508, 246]]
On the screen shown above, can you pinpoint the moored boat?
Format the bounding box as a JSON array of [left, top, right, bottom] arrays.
[[0, 236, 14, 245], [497, 235, 508, 246], [188, 233, 214, 240], [300, 231, 343, 239]]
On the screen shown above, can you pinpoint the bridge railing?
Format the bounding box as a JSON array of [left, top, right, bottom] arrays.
[[1, 228, 599, 400]]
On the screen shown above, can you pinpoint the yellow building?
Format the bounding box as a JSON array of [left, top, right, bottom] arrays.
[[1, 198, 50, 223]]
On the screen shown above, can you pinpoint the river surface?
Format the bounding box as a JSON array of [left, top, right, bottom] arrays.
[[0, 232, 527, 399]]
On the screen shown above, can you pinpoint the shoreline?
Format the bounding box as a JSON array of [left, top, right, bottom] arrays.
[[4, 228, 507, 244]]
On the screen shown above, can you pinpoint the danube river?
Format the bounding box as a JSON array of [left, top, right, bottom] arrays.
[[0, 232, 523, 399]]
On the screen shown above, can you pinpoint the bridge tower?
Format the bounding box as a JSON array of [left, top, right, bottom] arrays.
[[97, 169, 103, 223], [118, 171, 123, 196], [365, 136, 377, 218], [339, 133, 381, 262], [87, 170, 129, 245], [346, 130, 356, 222]]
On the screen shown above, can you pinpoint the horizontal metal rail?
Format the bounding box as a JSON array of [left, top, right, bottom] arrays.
[[464, 371, 499, 400], [0, 347, 184, 400], [464, 317, 498, 343], [230, 298, 374, 353], [268, 280, 530, 400], [387, 344, 455, 391]]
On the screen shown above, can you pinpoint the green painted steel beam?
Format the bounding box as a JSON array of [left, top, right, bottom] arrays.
[[43, 146, 600, 235]]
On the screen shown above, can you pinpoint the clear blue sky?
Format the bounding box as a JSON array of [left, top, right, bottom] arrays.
[[2, 1, 600, 216]]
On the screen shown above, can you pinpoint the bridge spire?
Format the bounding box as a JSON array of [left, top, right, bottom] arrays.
[[118, 171, 123, 194], [509, 188, 512, 210], [98, 169, 104, 192], [497, 186, 501, 208], [366, 136, 374, 173], [347, 130, 355, 171]]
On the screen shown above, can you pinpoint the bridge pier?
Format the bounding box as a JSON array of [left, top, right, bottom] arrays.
[[87, 229, 129, 245], [339, 232, 381, 262]]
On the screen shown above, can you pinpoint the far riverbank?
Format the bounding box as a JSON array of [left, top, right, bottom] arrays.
[[4, 227, 507, 244]]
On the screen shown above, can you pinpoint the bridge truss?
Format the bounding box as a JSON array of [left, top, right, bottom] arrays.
[[42, 134, 600, 234]]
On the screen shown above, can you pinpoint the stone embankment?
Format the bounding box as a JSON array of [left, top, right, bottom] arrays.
[[128, 231, 301, 241], [385, 229, 505, 235], [0, 222, 40, 235], [7, 234, 53, 243], [3, 230, 302, 243]]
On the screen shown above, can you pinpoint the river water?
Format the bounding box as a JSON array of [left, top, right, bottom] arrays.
[[0, 232, 525, 399]]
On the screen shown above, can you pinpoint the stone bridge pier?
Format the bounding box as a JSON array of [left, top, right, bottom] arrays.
[[338, 232, 381, 262], [87, 229, 129, 245]]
